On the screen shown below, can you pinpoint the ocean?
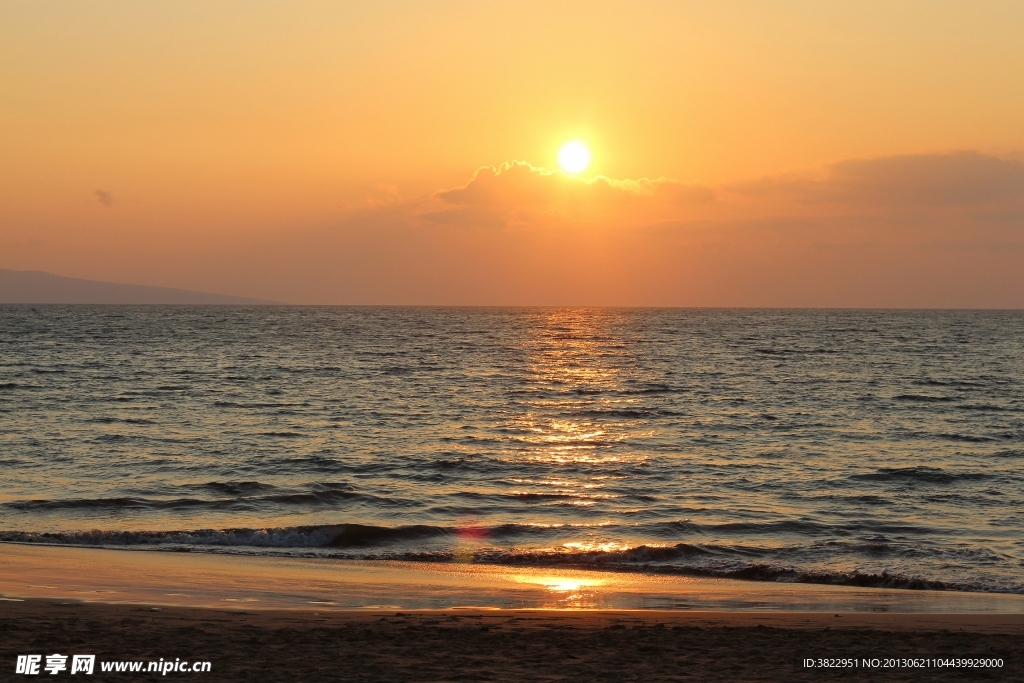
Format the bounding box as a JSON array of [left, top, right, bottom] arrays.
[[1, 306, 1022, 594]]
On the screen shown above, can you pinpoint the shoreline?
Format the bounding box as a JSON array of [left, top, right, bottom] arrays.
[[4, 542, 1024, 614]]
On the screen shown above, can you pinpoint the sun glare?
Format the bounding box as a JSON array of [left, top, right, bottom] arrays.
[[512, 574, 607, 593], [558, 142, 590, 173]]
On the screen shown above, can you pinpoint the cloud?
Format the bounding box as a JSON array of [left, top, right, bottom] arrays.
[[389, 152, 1024, 235], [422, 161, 714, 229], [735, 151, 1024, 211], [825, 152, 1024, 206], [94, 190, 113, 207]]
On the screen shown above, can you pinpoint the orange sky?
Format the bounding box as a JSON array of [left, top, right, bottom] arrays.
[[2, 1, 1023, 306]]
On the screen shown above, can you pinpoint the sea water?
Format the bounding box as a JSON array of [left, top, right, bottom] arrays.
[[1, 306, 1022, 593]]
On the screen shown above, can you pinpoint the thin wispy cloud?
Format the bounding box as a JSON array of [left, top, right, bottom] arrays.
[[731, 152, 1024, 212]]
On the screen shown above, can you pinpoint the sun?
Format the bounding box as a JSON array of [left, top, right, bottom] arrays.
[[558, 142, 590, 173]]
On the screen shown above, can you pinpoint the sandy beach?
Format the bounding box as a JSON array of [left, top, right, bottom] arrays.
[[3, 544, 1023, 680], [3, 600, 1022, 681]]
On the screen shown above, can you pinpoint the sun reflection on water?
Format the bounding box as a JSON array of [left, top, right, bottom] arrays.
[[497, 309, 653, 521], [508, 571, 612, 608], [562, 541, 632, 553], [512, 574, 607, 593]]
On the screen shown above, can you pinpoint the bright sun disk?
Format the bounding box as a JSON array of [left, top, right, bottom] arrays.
[[559, 142, 590, 173]]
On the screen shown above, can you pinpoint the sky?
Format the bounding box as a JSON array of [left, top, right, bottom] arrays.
[[2, 1, 1023, 306]]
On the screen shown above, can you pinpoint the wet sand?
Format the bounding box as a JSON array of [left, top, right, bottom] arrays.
[[5, 543, 1024, 613], [2, 544, 1023, 680]]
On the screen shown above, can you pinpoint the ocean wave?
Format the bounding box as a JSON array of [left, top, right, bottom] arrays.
[[850, 466, 990, 484], [0, 526, 349, 548], [198, 481, 277, 495], [937, 433, 998, 443], [264, 456, 378, 475], [328, 524, 449, 547], [0, 524, 451, 548], [4, 497, 221, 511], [960, 404, 1014, 412], [578, 408, 678, 419], [893, 394, 953, 402], [0, 520, 710, 549], [85, 416, 156, 425], [0, 484, 410, 512]]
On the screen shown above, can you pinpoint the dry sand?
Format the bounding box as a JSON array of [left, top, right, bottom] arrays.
[[2, 600, 1022, 681]]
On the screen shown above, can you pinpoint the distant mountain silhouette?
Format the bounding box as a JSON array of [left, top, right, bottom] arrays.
[[0, 269, 281, 305]]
